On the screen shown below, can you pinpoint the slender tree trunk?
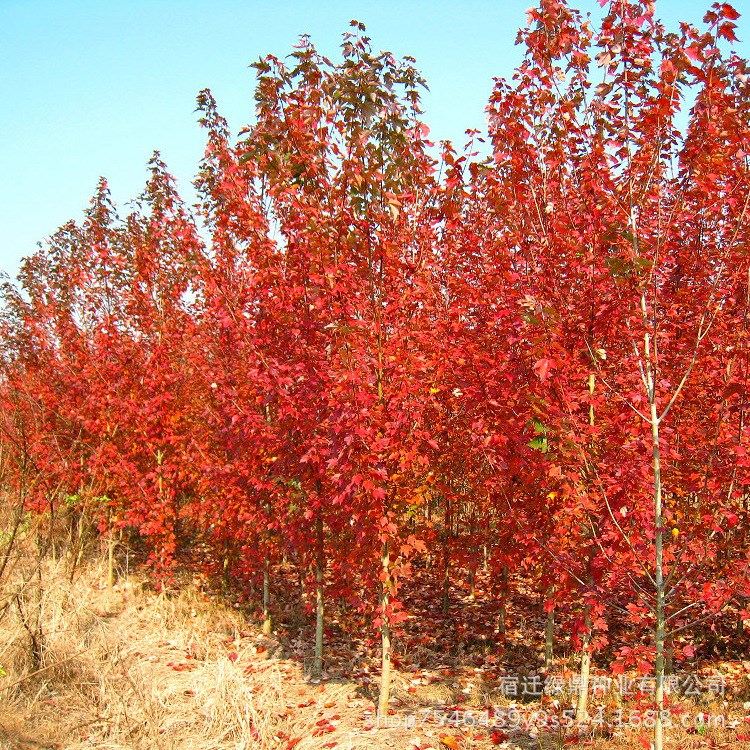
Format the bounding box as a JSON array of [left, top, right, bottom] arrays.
[[651, 390, 666, 750], [442, 496, 451, 615], [575, 373, 596, 719], [107, 531, 116, 590], [313, 513, 325, 678], [665, 638, 674, 675], [498, 564, 508, 636], [261, 406, 274, 637], [298, 554, 306, 602], [544, 594, 555, 670], [262, 555, 272, 635], [222, 555, 230, 595], [424, 497, 432, 567], [468, 517, 476, 600], [575, 607, 592, 721], [378, 537, 392, 717], [634, 307, 668, 750], [442, 553, 450, 615], [260, 476, 273, 636]]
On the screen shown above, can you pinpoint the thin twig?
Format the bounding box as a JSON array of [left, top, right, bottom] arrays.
[[0, 648, 88, 693]]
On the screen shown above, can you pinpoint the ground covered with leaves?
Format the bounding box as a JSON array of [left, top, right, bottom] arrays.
[[2, 556, 750, 750]]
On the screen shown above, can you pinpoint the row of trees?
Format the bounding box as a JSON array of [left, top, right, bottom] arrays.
[[2, 3, 750, 747]]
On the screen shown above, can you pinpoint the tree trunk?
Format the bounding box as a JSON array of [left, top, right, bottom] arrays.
[[298, 560, 306, 602], [651, 393, 666, 750], [262, 555, 272, 635], [544, 596, 555, 670], [222, 555, 230, 595], [635, 310, 668, 750], [313, 513, 325, 678], [377, 537, 392, 717], [107, 531, 116, 590], [468, 517, 477, 600], [442, 496, 451, 615], [442, 553, 450, 615], [575, 606, 592, 722], [574, 374, 595, 719], [665, 638, 674, 676], [498, 564, 508, 636]]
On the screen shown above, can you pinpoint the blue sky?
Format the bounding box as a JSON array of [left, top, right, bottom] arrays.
[[1, 1, 747, 279]]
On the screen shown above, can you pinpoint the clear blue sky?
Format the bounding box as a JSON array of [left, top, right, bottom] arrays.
[[1, 1, 747, 279]]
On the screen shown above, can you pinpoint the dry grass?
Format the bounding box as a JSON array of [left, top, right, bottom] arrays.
[[0, 542, 748, 749], [0, 555, 429, 750]]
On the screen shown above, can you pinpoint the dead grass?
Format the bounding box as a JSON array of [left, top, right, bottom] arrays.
[[0, 552, 749, 750], [0, 556, 435, 750]]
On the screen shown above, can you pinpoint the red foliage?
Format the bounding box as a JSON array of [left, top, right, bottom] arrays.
[[1, 3, 749, 734]]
